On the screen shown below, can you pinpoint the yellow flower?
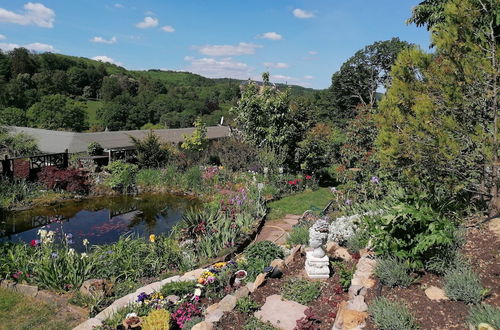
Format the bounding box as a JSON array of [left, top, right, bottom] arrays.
[[149, 234, 156, 243]]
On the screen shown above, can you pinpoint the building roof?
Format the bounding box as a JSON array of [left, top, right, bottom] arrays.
[[7, 126, 231, 154]]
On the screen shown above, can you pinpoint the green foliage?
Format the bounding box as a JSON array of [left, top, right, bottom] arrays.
[[346, 231, 368, 254], [360, 188, 457, 268], [142, 309, 171, 330], [375, 257, 415, 288], [424, 229, 467, 275], [181, 117, 208, 152], [244, 316, 279, 330], [0, 107, 27, 126], [244, 241, 284, 264], [102, 303, 152, 328], [468, 304, 500, 330], [27, 94, 88, 132], [286, 222, 312, 246], [281, 277, 321, 305], [0, 129, 39, 157], [368, 297, 419, 330], [130, 130, 172, 168], [104, 161, 138, 192], [267, 187, 332, 220], [160, 281, 195, 298], [87, 142, 104, 156], [236, 296, 261, 313], [331, 261, 355, 291], [444, 267, 486, 304], [181, 317, 204, 330], [0, 179, 40, 209]]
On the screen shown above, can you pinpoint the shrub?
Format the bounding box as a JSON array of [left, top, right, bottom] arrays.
[[368, 297, 419, 330], [346, 230, 368, 253], [375, 257, 414, 288], [160, 281, 195, 298], [281, 277, 321, 305], [212, 137, 260, 172], [38, 166, 89, 193], [142, 309, 171, 330], [287, 222, 311, 246], [425, 250, 469, 276], [444, 268, 485, 304], [244, 316, 278, 330], [327, 214, 359, 245], [136, 169, 166, 188], [182, 166, 203, 192], [130, 131, 172, 169], [468, 304, 500, 330], [87, 142, 104, 156], [104, 161, 138, 192], [331, 261, 355, 291], [181, 317, 204, 330], [245, 241, 284, 263], [236, 296, 261, 313]]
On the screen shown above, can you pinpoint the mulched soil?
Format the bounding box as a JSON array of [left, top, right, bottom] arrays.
[[217, 252, 351, 330], [364, 222, 500, 330]]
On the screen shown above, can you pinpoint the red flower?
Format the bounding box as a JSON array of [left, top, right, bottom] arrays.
[[30, 239, 39, 247], [305, 175, 312, 180]]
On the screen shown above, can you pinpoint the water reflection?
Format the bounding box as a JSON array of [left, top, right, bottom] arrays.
[[0, 194, 200, 249]]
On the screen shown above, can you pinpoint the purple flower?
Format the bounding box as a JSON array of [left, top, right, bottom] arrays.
[[370, 176, 380, 184], [51, 252, 58, 258], [137, 292, 149, 302], [345, 199, 352, 206], [66, 233, 73, 239]]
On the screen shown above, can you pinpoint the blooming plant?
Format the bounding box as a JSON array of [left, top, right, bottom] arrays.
[[171, 299, 202, 329]]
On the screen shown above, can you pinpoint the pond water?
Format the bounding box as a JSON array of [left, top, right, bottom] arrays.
[[0, 194, 200, 250]]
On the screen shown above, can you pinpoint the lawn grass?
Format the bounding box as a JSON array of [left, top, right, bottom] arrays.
[[267, 187, 332, 220], [0, 288, 81, 330], [85, 100, 103, 125]]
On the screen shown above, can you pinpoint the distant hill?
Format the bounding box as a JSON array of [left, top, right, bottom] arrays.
[[0, 49, 316, 132]]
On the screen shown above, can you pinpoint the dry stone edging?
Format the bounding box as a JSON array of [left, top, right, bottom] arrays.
[[254, 294, 308, 330], [332, 250, 376, 330]]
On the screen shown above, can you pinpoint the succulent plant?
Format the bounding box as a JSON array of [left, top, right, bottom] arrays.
[[142, 309, 171, 330]]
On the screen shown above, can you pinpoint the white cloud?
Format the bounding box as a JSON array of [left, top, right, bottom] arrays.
[[161, 25, 175, 33], [308, 50, 318, 55], [304, 75, 314, 79], [92, 55, 123, 66], [114, 3, 124, 8], [194, 42, 262, 56], [0, 2, 55, 28], [90, 36, 117, 44], [257, 32, 283, 40], [293, 8, 315, 19], [271, 74, 310, 87], [0, 41, 55, 52], [0, 34, 6, 40], [264, 62, 289, 69], [135, 16, 158, 29], [184, 56, 253, 80]]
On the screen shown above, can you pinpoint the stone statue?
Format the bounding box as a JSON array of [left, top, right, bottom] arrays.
[[305, 218, 330, 279]]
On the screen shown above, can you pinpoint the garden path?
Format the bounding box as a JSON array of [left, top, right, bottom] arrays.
[[255, 214, 300, 245]]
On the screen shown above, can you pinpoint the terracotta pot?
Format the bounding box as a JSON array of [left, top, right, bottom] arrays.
[[122, 316, 142, 329]]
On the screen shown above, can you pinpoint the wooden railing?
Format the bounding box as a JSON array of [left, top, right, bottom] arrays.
[[0, 149, 69, 179]]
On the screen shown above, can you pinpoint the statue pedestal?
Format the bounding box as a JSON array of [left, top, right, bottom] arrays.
[[305, 251, 330, 279]]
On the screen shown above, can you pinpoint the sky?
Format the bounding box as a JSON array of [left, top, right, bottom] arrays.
[[0, 1, 431, 89]]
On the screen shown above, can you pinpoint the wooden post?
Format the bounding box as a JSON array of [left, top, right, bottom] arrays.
[[63, 149, 69, 168]]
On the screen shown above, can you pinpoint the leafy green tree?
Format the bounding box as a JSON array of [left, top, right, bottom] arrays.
[[27, 94, 88, 131], [130, 131, 172, 168], [376, 0, 499, 213], [0, 107, 27, 126], [181, 117, 208, 152], [232, 73, 307, 167], [9, 48, 36, 77], [98, 94, 135, 130], [325, 38, 413, 126], [0, 128, 39, 157]]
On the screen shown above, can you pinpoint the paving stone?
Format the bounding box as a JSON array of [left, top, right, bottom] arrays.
[[332, 300, 347, 330], [254, 273, 267, 289], [191, 321, 214, 330], [14, 283, 38, 297], [205, 303, 219, 315], [0, 280, 15, 289], [160, 275, 180, 285], [347, 295, 368, 312], [180, 268, 205, 281], [205, 309, 225, 323], [218, 294, 237, 312], [348, 285, 366, 299], [333, 247, 352, 262], [284, 245, 301, 265], [254, 294, 308, 330], [246, 281, 256, 293], [342, 310, 368, 329], [270, 258, 285, 270], [233, 286, 250, 299], [425, 286, 449, 301]]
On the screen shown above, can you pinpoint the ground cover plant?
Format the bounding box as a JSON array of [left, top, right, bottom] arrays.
[[281, 277, 322, 305], [368, 297, 419, 330]]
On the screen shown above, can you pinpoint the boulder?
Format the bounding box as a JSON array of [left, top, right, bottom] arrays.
[[233, 286, 250, 299], [253, 273, 267, 289], [270, 258, 285, 270], [180, 268, 205, 281], [80, 279, 113, 298], [347, 295, 368, 312], [333, 247, 352, 262], [348, 285, 366, 300], [14, 283, 38, 297], [191, 321, 214, 330], [284, 245, 301, 265], [166, 295, 180, 304], [332, 301, 347, 330], [218, 295, 237, 312], [342, 310, 368, 329]]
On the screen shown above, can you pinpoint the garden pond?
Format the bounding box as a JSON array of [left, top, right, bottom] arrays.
[[0, 193, 201, 250]]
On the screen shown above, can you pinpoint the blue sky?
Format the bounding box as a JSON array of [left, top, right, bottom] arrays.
[[0, 1, 430, 89]]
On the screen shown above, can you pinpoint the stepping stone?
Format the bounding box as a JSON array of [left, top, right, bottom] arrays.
[[254, 294, 308, 330], [425, 286, 449, 301]]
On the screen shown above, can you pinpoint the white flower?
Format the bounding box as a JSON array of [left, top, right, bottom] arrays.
[[81, 253, 88, 259], [194, 288, 202, 296], [68, 248, 75, 256], [257, 183, 264, 191], [83, 239, 89, 246]]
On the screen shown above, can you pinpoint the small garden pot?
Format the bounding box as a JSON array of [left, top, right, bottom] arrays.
[[122, 316, 142, 329], [263, 266, 282, 279]]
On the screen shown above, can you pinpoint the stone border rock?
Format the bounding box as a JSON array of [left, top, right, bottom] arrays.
[[332, 250, 377, 330]]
